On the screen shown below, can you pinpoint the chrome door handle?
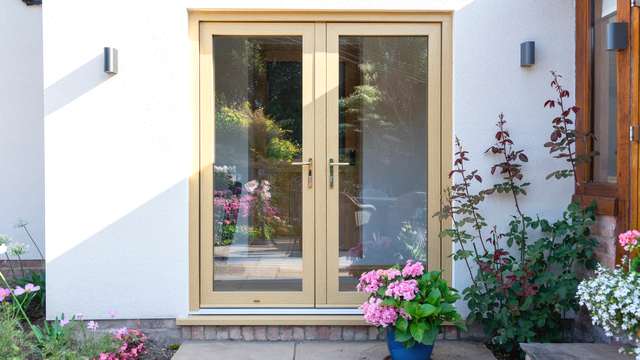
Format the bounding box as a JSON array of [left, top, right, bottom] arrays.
[[329, 158, 350, 188], [291, 158, 313, 188]]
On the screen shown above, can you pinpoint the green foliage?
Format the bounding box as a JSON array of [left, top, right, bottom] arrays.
[[216, 102, 300, 162], [438, 75, 599, 356], [0, 303, 37, 360], [376, 271, 465, 347]]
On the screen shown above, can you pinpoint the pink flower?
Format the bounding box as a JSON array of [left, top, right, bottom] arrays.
[[244, 180, 259, 193], [0, 287, 11, 302], [13, 286, 25, 296], [356, 270, 382, 294], [618, 230, 640, 251], [385, 280, 419, 301], [383, 268, 402, 280], [24, 283, 40, 293], [360, 297, 398, 327], [113, 327, 129, 338], [59, 318, 70, 327], [402, 260, 425, 278], [87, 321, 99, 331]]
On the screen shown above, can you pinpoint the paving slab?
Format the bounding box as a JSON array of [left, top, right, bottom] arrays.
[[520, 343, 632, 360], [171, 341, 295, 360], [173, 340, 495, 360], [296, 341, 495, 360]]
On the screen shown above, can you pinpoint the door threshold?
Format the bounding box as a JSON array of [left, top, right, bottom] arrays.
[[190, 308, 361, 316], [177, 313, 365, 326]]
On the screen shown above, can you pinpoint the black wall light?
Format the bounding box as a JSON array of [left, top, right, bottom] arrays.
[[607, 22, 628, 51], [104, 47, 118, 75], [520, 41, 535, 67]]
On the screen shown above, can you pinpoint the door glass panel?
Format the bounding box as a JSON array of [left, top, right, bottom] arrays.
[[337, 36, 429, 291], [212, 36, 303, 291], [592, 0, 617, 183]]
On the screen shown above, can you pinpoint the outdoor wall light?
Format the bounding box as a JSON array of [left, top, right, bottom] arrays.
[[520, 41, 535, 67], [607, 22, 628, 51], [104, 47, 118, 74]]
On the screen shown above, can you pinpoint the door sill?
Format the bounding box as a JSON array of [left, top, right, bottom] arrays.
[[177, 313, 365, 326]]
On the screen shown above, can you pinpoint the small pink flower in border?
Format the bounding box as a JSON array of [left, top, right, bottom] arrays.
[[383, 268, 402, 280], [87, 321, 99, 331], [13, 286, 25, 296], [618, 230, 640, 251], [0, 287, 11, 302], [24, 283, 40, 293], [113, 327, 128, 338], [59, 318, 70, 327], [401, 260, 425, 278]]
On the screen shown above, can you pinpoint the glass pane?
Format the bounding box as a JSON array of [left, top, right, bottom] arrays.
[[592, 0, 617, 183], [337, 36, 428, 291], [212, 36, 303, 291]]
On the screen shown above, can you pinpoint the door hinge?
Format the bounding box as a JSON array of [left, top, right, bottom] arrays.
[[631, 125, 640, 142]]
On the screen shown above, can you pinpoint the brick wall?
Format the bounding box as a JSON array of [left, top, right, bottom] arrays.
[[0, 260, 44, 280], [90, 320, 483, 345], [592, 215, 618, 269]]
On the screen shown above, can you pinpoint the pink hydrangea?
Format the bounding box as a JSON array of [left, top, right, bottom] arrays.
[[402, 260, 425, 278], [385, 280, 419, 301], [360, 297, 398, 327], [382, 268, 402, 280], [356, 270, 382, 294], [618, 230, 640, 251]]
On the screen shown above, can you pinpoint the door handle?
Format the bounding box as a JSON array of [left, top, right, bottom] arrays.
[[291, 158, 313, 188], [329, 158, 350, 188]]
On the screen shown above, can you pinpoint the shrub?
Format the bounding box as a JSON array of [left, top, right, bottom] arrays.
[[0, 303, 36, 360], [437, 72, 598, 356]]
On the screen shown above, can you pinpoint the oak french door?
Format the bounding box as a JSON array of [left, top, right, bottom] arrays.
[[199, 23, 316, 307], [198, 22, 442, 308]]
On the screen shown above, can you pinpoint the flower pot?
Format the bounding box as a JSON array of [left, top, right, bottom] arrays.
[[386, 328, 434, 360]]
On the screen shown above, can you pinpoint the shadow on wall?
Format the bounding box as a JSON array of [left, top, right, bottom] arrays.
[[44, 54, 113, 116], [46, 179, 189, 320]]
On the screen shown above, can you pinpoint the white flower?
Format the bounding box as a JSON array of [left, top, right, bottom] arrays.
[[8, 242, 27, 257], [0, 244, 7, 255]]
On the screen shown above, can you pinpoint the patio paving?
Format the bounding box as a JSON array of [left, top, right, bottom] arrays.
[[172, 340, 496, 359]]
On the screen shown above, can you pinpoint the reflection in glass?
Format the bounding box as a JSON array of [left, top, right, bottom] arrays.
[[212, 36, 303, 291], [337, 36, 429, 291], [592, 0, 617, 183]]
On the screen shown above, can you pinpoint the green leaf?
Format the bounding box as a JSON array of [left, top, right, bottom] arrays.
[[410, 322, 426, 343], [396, 317, 408, 332], [394, 329, 412, 342], [426, 288, 442, 305], [419, 303, 437, 318]]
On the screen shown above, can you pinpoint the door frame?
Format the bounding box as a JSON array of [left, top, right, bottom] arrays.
[[188, 10, 453, 314], [322, 22, 443, 306]]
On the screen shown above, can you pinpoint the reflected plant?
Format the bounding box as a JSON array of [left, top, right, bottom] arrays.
[[214, 179, 286, 246]]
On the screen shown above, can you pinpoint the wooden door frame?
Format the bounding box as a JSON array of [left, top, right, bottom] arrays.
[[187, 10, 453, 313], [575, 0, 636, 264]]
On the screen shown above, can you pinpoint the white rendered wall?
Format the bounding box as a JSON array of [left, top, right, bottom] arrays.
[[0, 1, 44, 260], [43, 0, 575, 319]]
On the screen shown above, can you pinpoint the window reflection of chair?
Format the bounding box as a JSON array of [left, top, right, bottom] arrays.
[[340, 192, 376, 257]]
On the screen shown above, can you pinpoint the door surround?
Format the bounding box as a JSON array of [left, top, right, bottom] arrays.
[[187, 10, 453, 315]]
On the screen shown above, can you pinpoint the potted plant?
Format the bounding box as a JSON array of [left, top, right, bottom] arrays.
[[357, 260, 465, 360], [577, 230, 640, 359]]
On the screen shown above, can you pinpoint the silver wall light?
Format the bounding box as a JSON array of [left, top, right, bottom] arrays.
[[607, 22, 628, 51], [520, 41, 535, 67], [104, 47, 118, 74]]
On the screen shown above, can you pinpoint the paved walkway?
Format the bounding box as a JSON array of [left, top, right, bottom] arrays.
[[172, 340, 496, 359]]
